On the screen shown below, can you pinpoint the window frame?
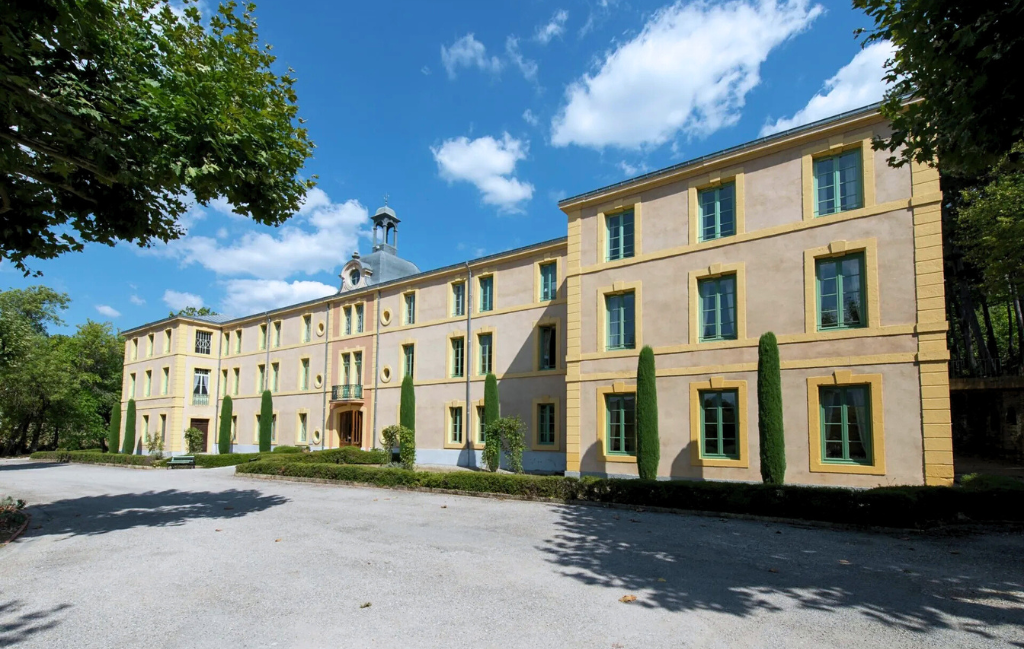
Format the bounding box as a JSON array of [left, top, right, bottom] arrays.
[[604, 393, 637, 457], [478, 332, 493, 375], [605, 291, 636, 351], [450, 336, 465, 378], [697, 274, 738, 342], [698, 389, 740, 460], [806, 371, 885, 475], [539, 261, 558, 301], [605, 209, 635, 262], [803, 240, 879, 335], [194, 329, 212, 355], [689, 377, 749, 468], [451, 281, 466, 317], [813, 148, 864, 217], [818, 384, 873, 465], [478, 275, 494, 313], [697, 182, 737, 242], [537, 324, 558, 370], [816, 252, 866, 331], [402, 343, 415, 378]]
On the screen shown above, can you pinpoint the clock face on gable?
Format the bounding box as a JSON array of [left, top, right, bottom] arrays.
[[349, 268, 361, 286]]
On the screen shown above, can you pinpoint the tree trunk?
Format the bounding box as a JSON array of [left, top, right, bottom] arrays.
[[954, 282, 979, 374], [981, 296, 1001, 374], [28, 417, 44, 453], [1007, 300, 1016, 365], [1015, 293, 1024, 373]]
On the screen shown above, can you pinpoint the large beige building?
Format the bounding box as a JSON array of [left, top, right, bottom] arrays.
[[118, 104, 953, 486]]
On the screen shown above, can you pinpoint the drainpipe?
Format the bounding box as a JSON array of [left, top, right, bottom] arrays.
[[372, 289, 382, 449], [320, 301, 330, 451], [464, 262, 474, 468]]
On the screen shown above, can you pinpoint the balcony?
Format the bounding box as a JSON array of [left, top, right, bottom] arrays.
[[331, 384, 363, 401], [192, 393, 210, 406]]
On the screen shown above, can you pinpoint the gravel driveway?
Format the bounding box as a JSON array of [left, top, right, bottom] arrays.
[[2, 459, 1022, 648]]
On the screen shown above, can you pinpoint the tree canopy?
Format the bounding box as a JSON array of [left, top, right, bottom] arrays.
[[171, 306, 219, 318], [0, 0, 315, 274], [855, 0, 1024, 177], [0, 286, 124, 454]]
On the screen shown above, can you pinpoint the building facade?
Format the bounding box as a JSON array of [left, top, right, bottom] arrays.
[[118, 105, 953, 486]]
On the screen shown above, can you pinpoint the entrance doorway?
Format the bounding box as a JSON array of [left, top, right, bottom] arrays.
[[189, 418, 210, 452], [337, 409, 363, 447]]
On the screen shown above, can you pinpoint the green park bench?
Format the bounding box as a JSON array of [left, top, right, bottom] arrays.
[[168, 455, 195, 469]]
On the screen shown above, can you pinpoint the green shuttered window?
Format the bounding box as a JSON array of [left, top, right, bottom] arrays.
[[479, 277, 493, 312], [606, 210, 635, 261], [537, 403, 556, 445], [606, 292, 636, 350], [819, 385, 871, 464], [814, 149, 863, 216], [540, 262, 558, 301], [700, 390, 739, 459], [817, 253, 865, 330], [698, 183, 736, 242], [605, 394, 636, 456], [699, 276, 737, 342]]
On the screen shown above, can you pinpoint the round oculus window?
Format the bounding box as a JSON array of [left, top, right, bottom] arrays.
[[349, 269, 361, 286]]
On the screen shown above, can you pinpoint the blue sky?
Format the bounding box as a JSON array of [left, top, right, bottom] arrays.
[[2, 0, 894, 332]]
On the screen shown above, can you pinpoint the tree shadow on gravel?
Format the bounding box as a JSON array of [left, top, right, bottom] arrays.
[[539, 504, 1024, 643], [0, 461, 69, 471], [24, 489, 287, 538], [0, 598, 71, 647]]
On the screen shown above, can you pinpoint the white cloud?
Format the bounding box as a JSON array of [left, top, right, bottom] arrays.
[[441, 34, 503, 79], [220, 279, 336, 316], [215, 227, 228, 239], [760, 40, 895, 136], [431, 133, 535, 212], [522, 109, 539, 126], [153, 189, 368, 280], [421, 65, 431, 75], [618, 160, 649, 177], [506, 36, 538, 82], [129, 295, 146, 306], [536, 9, 569, 44], [163, 290, 204, 312], [95, 305, 121, 318], [551, 0, 823, 150]]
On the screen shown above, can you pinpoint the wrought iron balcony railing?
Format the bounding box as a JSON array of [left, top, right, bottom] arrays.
[[331, 384, 363, 400], [192, 393, 210, 406]]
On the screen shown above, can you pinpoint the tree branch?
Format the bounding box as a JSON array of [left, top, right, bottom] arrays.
[[15, 168, 99, 205], [0, 130, 118, 184]]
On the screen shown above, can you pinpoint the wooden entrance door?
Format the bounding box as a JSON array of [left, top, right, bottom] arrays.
[[337, 410, 363, 447], [190, 418, 210, 452]]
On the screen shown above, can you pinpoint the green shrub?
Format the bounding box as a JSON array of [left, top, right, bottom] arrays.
[[233, 462, 1024, 528], [31, 451, 154, 467], [757, 332, 786, 485], [219, 395, 233, 454], [184, 427, 204, 454], [381, 424, 400, 459], [107, 405, 121, 454], [121, 399, 137, 455], [257, 447, 388, 465], [400, 375, 416, 432], [271, 445, 303, 453], [483, 373, 500, 472], [961, 473, 1024, 490], [635, 345, 660, 480], [145, 431, 165, 459], [259, 390, 273, 452], [194, 453, 262, 468], [399, 426, 416, 470], [487, 415, 525, 474]]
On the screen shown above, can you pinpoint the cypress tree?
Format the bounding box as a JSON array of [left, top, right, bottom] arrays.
[[121, 399, 136, 455], [400, 375, 416, 432], [219, 395, 233, 454], [483, 373, 500, 472], [259, 390, 273, 452], [635, 345, 660, 480], [107, 405, 121, 453], [758, 332, 786, 484]]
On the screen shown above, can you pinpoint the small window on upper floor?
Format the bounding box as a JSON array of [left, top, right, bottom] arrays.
[[259, 324, 268, 350], [223, 332, 230, 355], [451, 337, 465, 378], [452, 282, 466, 317], [272, 321, 281, 348], [698, 183, 736, 242], [479, 276, 493, 312], [355, 304, 364, 333], [540, 262, 558, 301], [164, 329, 172, 353], [147, 333, 154, 357], [814, 149, 863, 217], [302, 315, 312, 342], [195, 330, 212, 355], [131, 338, 138, 360], [235, 329, 242, 354], [403, 344, 415, 378], [344, 306, 352, 335], [606, 210, 635, 261], [478, 333, 492, 375], [538, 325, 557, 370], [404, 293, 416, 325], [816, 253, 865, 331]]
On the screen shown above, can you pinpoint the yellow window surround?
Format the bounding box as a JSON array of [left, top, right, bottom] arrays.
[[806, 370, 886, 476], [687, 262, 748, 346], [534, 317, 561, 371], [595, 280, 643, 357], [531, 396, 561, 452], [595, 195, 643, 267], [688, 377, 749, 468], [443, 400, 467, 449], [801, 132, 876, 222], [687, 167, 746, 245], [595, 382, 637, 464], [802, 238, 881, 334]]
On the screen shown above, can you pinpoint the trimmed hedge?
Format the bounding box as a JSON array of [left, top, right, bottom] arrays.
[[235, 462, 1024, 528], [271, 445, 303, 453], [188, 453, 263, 468], [261, 447, 387, 465], [31, 451, 154, 466]]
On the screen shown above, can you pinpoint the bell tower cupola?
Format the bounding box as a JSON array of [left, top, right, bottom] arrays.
[[372, 196, 400, 256]]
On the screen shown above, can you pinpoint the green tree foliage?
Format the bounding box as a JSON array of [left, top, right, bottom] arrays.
[[0, 286, 123, 455], [855, 0, 1024, 178], [184, 427, 204, 454], [219, 395, 233, 454], [400, 375, 415, 432], [170, 306, 219, 318], [107, 405, 121, 454], [493, 416, 526, 474], [635, 345, 660, 480], [122, 399, 136, 455], [398, 425, 416, 470], [483, 373, 500, 471], [0, 0, 315, 273], [259, 390, 273, 452], [757, 333, 786, 485]]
